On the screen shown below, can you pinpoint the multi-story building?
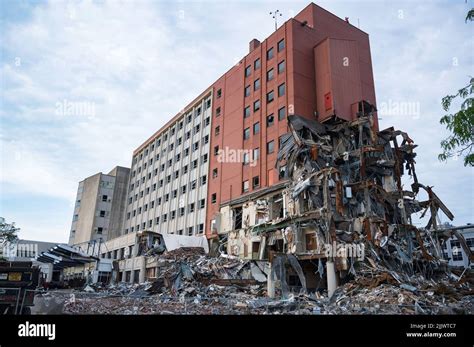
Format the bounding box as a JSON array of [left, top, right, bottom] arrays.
[[124, 3, 377, 240], [68, 166, 130, 245], [124, 93, 212, 237]]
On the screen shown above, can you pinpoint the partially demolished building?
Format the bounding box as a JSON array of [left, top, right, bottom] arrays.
[[217, 105, 473, 299]]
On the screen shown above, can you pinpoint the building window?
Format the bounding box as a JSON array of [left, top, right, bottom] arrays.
[[254, 99, 260, 112], [245, 65, 251, 77], [244, 85, 250, 97], [278, 83, 286, 97], [253, 148, 260, 161], [197, 223, 204, 234], [216, 107, 221, 116], [466, 238, 474, 249], [244, 106, 251, 118], [200, 175, 207, 185], [171, 210, 176, 219], [215, 126, 220, 135], [254, 78, 260, 91], [242, 180, 249, 193], [278, 39, 285, 52], [214, 146, 219, 155], [211, 193, 217, 203], [189, 203, 195, 213], [278, 106, 286, 121], [102, 195, 108, 202], [190, 180, 197, 190], [187, 226, 194, 236], [253, 122, 260, 134], [267, 68, 274, 81], [163, 214, 167, 222], [451, 240, 463, 261], [254, 58, 260, 70], [253, 176, 260, 189], [243, 152, 250, 165], [267, 114, 275, 127], [267, 47, 274, 60], [99, 210, 106, 217], [267, 90, 274, 103], [278, 60, 285, 74], [200, 199, 206, 209], [97, 227, 103, 234], [179, 207, 185, 216], [267, 140, 275, 154], [212, 168, 218, 178], [217, 88, 222, 98], [244, 127, 250, 140]]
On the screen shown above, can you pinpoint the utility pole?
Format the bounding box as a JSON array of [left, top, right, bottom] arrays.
[[269, 9, 282, 31]]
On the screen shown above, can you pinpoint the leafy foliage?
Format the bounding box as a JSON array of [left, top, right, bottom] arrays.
[[438, 9, 474, 167], [0, 217, 20, 249]]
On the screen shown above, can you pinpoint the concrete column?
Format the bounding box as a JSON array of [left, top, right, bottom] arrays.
[[267, 263, 275, 298], [326, 260, 337, 298], [139, 257, 146, 283]]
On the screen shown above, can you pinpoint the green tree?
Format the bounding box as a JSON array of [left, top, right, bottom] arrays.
[[0, 217, 20, 259], [438, 9, 474, 167]]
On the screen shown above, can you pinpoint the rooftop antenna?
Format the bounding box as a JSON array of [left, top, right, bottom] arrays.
[[269, 9, 282, 31]]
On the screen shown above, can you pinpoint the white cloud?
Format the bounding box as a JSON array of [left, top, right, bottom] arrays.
[[0, 0, 473, 242]]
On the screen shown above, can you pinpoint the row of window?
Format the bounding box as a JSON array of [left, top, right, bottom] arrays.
[[132, 131, 209, 178], [133, 97, 212, 165], [128, 155, 208, 201], [127, 213, 205, 235], [244, 39, 285, 78], [102, 245, 134, 260], [129, 198, 205, 221], [244, 60, 285, 98], [242, 108, 286, 141], [243, 84, 285, 117]]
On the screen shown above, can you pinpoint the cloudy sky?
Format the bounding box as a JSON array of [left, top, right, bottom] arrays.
[[1, 0, 473, 242]]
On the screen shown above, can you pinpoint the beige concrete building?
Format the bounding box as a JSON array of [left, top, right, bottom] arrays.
[[68, 166, 130, 245], [124, 91, 212, 237]]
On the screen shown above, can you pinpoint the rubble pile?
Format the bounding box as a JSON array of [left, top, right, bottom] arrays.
[[151, 247, 268, 292]]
